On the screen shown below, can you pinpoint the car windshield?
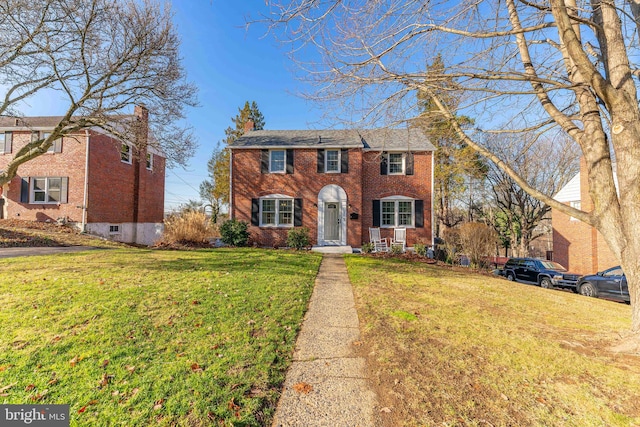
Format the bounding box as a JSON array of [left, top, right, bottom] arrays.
[[539, 261, 566, 271]]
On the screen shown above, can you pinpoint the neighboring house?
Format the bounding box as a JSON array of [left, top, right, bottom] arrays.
[[552, 157, 617, 274], [229, 126, 435, 248], [0, 106, 165, 245]]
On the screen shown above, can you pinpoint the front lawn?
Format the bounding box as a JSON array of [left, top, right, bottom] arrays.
[[346, 256, 640, 427], [0, 248, 322, 426]]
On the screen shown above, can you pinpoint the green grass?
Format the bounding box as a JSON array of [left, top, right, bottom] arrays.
[[345, 255, 640, 427], [0, 248, 322, 426]]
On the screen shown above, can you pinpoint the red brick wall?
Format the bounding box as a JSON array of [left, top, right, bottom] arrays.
[[1, 131, 87, 222], [231, 148, 433, 247], [0, 129, 165, 224], [361, 151, 433, 246]]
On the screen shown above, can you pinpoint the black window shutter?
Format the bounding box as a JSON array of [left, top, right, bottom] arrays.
[[341, 149, 349, 173], [380, 152, 387, 175], [294, 198, 303, 226], [317, 149, 324, 173], [251, 198, 259, 225], [415, 199, 424, 228], [261, 150, 269, 173], [20, 178, 29, 203], [286, 149, 294, 174], [60, 177, 69, 203], [406, 152, 414, 175], [373, 200, 381, 227]]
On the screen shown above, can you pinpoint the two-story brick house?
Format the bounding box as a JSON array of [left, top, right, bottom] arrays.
[[552, 157, 618, 274], [0, 106, 165, 246], [229, 127, 435, 248]]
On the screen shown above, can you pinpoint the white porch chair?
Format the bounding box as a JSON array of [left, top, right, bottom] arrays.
[[391, 227, 407, 252], [369, 227, 388, 253]]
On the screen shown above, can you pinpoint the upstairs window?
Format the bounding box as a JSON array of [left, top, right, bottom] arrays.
[[388, 153, 404, 174], [325, 150, 340, 173], [0, 132, 11, 154], [121, 143, 132, 163], [269, 150, 286, 173], [146, 153, 153, 170], [380, 152, 414, 175]]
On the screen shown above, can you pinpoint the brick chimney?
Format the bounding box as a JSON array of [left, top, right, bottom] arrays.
[[134, 104, 149, 122], [244, 119, 255, 134]]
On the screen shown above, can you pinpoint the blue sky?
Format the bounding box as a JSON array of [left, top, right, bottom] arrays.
[[163, 2, 321, 211]]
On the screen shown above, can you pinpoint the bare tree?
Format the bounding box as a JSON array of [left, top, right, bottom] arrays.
[[459, 222, 498, 268], [263, 1, 640, 338], [0, 0, 197, 186], [485, 134, 579, 257]]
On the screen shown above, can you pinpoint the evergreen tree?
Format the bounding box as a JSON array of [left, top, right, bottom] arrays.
[[201, 102, 265, 222]]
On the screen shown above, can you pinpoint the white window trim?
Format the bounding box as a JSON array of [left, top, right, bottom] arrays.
[[387, 152, 406, 175], [569, 201, 580, 221], [259, 195, 294, 227], [269, 150, 286, 173], [325, 149, 341, 173], [30, 177, 63, 204], [121, 143, 132, 164], [146, 153, 153, 170], [380, 196, 415, 228]]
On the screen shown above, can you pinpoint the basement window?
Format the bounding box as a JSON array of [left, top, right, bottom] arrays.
[[109, 225, 121, 234]]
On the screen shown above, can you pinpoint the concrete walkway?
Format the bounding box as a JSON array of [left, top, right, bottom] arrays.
[[272, 254, 377, 427], [0, 246, 100, 259]]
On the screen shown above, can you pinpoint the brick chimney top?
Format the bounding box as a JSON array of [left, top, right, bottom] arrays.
[[244, 120, 255, 134], [134, 104, 149, 122]]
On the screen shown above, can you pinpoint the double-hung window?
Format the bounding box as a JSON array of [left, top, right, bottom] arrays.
[[146, 153, 153, 170], [269, 150, 286, 173], [325, 150, 340, 173], [0, 132, 11, 154], [260, 197, 293, 226], [388, 153, 405, 174], [381, 199, 414, 227], [32, 177, 63, 203], [121, 143, 132, 163]]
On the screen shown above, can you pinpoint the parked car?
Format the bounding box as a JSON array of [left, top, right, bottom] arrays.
[[576, 266, 630, 303], [502, 257, 580, 289]]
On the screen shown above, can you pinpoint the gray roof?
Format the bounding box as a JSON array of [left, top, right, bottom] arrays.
[[0, 115, 135, 130], [231, 128, 435, 151]]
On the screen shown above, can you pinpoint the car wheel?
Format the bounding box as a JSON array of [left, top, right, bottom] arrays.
[[579, 282, 598, 298], [506, 272, 515, 281], [539, 277, 553, 289]]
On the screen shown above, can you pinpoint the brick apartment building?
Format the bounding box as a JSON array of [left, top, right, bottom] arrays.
[[229, 127, 435, 248], [0, 106, 165, 246], [552, 157, 618, 274]]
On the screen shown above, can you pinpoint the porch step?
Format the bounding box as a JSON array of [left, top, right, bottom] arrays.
[[311, 246, 354, 254]]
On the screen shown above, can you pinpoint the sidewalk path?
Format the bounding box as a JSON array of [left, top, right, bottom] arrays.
[[272, 254, 377, 427], [0, 246, 100, 259]]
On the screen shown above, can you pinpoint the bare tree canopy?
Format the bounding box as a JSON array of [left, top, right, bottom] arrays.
[[264, 1, 640, 335], [0, 0, 197, 185]]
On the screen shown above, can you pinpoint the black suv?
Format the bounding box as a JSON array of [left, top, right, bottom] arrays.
[[502, 257, 580, 289]]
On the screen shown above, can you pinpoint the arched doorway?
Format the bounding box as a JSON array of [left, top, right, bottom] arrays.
[[317, 185, 347, 246]]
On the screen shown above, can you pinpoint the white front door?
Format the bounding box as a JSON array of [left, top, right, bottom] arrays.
[[324, 202, 340, 243]]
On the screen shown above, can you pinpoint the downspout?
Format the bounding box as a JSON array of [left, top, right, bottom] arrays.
[[229, 148, 233, 219], [82, 130, 90, 232], [431, 151, 435, 247]]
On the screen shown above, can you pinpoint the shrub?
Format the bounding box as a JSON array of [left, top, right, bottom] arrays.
[[458, 222, 498, 268], [441, 228, 461, 264], [414, 243, 427, 256], [287, 227, 311, 250], [220, 219, 249, 247], [361, 242, 375, 254], [162, 210, 212, 245], [390, 244, 404, 255]]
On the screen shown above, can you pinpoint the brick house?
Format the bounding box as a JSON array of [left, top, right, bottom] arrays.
[[229, 127, 435, 248], [0, 106, 165, 245], [552, 157, 617, 274]]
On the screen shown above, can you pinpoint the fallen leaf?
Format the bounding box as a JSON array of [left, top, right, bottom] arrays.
[[153, 399, 164, 410], [228, 397, 240, 411], [0, 366, 6, 372], [292, 382, 313, 394], [130, 388, 140, 396], [98, 373, 114, 387], [101, 359, 109, 368], [52, 336, 61, 342], [30, 389, 47, 401], [88, 400, 98, 406], [191, 300, 200, 305], [47, 378, 58, 386], [78, 406, 87, 414], [380, 407, 392, 413], [69, 356, 79, 367], [25, 384, 35, 391], [125, 365, 136, 374], [190, 363, 203, 373]]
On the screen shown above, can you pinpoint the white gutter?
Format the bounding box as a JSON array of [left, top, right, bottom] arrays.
[[81, 130, 90, 232]]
